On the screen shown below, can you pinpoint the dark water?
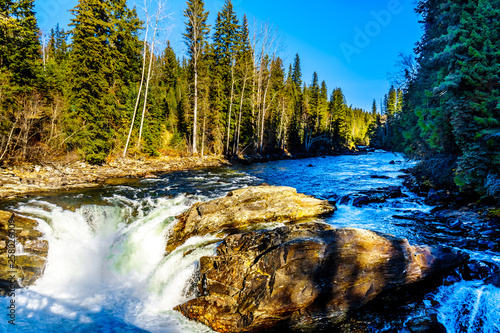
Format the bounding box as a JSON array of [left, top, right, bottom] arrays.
[[1, 151, 498, 332]]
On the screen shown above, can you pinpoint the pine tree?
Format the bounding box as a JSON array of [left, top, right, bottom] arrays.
[[233, 14, 254, 155], [1, 0, 41, 90], [68, 0, 141, 164], [330, 88, 349, 147], [211, 0, 241, 154], [291, 53, 302, 91], [0, 0, 43, 162], [385, 85, 397, 116]]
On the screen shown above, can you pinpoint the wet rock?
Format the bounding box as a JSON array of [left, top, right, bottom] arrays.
[[0, 211, 48, 294], [447, 219, 462, 229], [352, 195, 376, 206], [370, 175, 391, 179], [349, 187, 406, 207], [165, 186, 336, 254], [425, 189, 453, 205], [461, 260, 500, 282], [405, 315, 446, 333], [175, 223, 466, 332]]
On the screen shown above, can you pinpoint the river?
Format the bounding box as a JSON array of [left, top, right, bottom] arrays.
[[1, 151, 499, 332]]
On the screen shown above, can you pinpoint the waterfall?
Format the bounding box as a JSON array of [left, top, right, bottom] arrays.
[[1, 152, 499, 332], [2, 195, 216, 332], [434, 280, 500, 333]]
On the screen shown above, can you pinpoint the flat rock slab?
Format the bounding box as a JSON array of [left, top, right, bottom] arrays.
[[175, 223, 466, 332], [165, 186, 336, 254]]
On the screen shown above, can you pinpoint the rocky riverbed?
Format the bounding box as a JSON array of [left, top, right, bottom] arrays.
[[0, 156, 230, 200]]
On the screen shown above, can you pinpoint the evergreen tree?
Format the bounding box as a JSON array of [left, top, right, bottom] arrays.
[[330, 87, 349, 147], [291, 53, 302, 90], [184, 0, 210, 154], [68, 0, 141, 164], [0, 0, 43, 162], [309, 71, 319, 133], [0, 0, 41, 90], [319, 80, 328, 132], [211, 0, 241, 154], [385, 85, 397, 116]]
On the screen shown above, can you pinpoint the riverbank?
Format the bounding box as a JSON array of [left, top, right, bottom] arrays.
[[0, 147, 376, 200], [0, 155, 231, 200]]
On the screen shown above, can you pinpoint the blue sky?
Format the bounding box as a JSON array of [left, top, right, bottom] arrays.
[[34, 0, 423, 111]]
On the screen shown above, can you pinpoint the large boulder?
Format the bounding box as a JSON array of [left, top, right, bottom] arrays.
[[0, 211, 48, 294], [165, 186, 335, 254], [175, 223, 466, 332]]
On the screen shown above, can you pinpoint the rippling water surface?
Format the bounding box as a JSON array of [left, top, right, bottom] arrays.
[[0, 151, 498, 332]]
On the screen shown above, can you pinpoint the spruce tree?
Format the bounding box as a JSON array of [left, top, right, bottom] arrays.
[[184, 0, 209, 154], [330, 88, 349, 147], [68, 0, 141, 164], [1, 0, 41, 90], [211, 0, 241, 154], [291, 53, 302, 91]]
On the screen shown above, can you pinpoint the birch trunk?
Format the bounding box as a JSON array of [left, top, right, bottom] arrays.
[[137, 8, 160, 150], [123, 14, 149, 157]]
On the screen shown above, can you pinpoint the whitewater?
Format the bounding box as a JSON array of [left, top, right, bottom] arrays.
[[0, 151, 498, 332]]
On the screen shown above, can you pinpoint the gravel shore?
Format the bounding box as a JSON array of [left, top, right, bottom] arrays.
[[0, 156, 231, 200]]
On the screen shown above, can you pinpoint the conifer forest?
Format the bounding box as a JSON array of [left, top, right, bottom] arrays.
[[0, 0, 375, 164], [1, 0, 500, 201]]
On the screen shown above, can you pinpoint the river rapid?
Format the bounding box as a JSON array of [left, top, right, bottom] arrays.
[[0, 151, 499, 332]]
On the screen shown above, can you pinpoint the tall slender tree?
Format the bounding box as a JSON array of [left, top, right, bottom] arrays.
[[184, 0, 209, 154], [69, 0, 141, 164]]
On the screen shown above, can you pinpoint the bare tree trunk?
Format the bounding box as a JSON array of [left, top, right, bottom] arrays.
[[226, 57, 236, 155], [193, 58, 199, 154], [234, 68, 248, 155], [277, 98, 285, 149], [123, 8, 150, 157], [0, 122, 16, 162], [259, 70, 272, 154], [137, 2, 161, 150], [201, 94, 207, 157]]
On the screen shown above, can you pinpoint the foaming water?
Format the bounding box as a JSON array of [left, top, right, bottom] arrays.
[[1, 152, 499, 332], [434, 281, 500, 333], [2, 195, 202, 332], [0, 167, 261, 332]]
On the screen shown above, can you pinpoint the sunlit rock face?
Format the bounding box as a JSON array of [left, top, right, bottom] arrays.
[[165, 185, 336, 254], [175, 223, 466, 333], [0, 211, 48, 292]]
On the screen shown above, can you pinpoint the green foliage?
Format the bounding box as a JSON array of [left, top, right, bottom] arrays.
[[376, 0, 500, 200], [67, 0, 141, 164], [1, 0, 375, 165]]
